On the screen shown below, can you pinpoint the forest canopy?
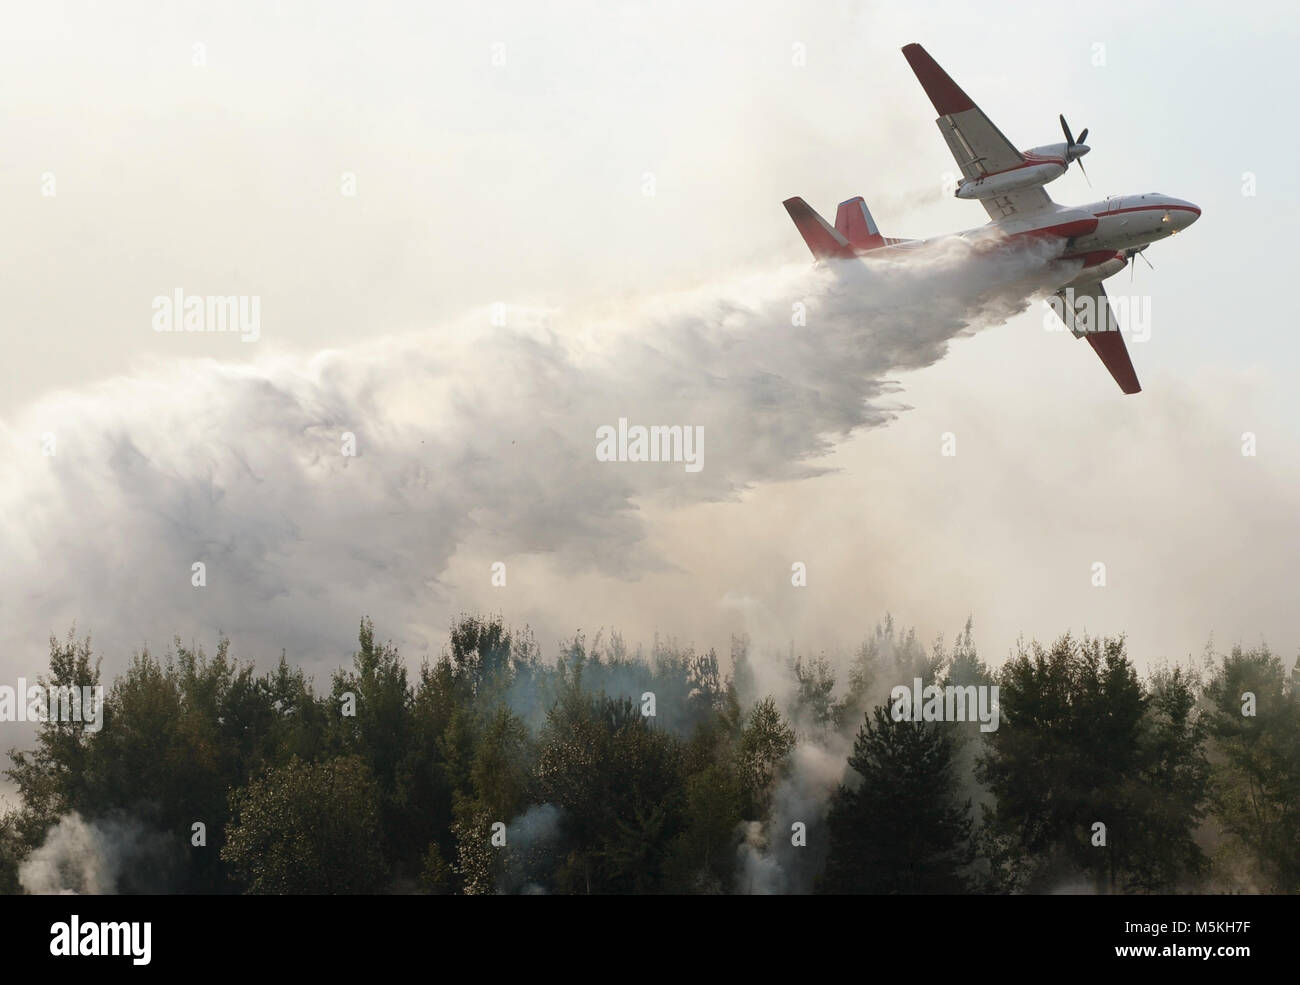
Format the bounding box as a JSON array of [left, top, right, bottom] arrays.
[[2, 616, 1296, 895]]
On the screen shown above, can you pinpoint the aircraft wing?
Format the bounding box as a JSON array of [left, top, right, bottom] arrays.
[[902, 43, 1053, 221], [1050, 281, 1142, 394]]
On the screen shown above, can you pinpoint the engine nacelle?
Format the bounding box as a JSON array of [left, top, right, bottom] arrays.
[[956, 160, 1066, 199], [1058, 251, 1127, 289]]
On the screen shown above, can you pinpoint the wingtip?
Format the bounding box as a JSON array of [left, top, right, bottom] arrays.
[[901, 42, 975, 116]]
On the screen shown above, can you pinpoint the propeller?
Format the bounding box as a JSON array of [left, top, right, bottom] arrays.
[[1059, 114, 1091, 185], [1126, 245, 1154, 282]]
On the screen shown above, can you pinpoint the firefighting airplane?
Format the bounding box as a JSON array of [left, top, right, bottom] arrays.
[[784, 43, 1201, 394]]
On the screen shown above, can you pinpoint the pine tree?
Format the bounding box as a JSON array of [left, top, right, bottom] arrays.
[[822, 705, 973, 894]]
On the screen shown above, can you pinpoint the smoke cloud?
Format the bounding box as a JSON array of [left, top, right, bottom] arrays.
[[738, 739, 849, 894], [18, 811, 174, 895], [733, 620, 943, 893], [499, 802, 565, 895], [0, 237, 1059, 671]]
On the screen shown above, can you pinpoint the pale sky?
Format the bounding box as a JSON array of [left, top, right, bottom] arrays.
[[1, 0, 1296, 731]]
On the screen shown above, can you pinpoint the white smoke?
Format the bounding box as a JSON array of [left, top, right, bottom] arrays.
[[0, 237, 1059, 671], [737, 739, 850, 894], [500, 802, 564, 894], [732, 617, 944, 893], [17, 812, 163, 895], [505, 802, 563, 849], [736, 820, 785, 894]]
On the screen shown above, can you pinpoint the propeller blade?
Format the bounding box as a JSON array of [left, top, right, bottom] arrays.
[[1077, 127, 1089, 145], [1059, 113, 1075, 146], [1076, 156, 1091, 186], [1126, 246, 1155, 282]]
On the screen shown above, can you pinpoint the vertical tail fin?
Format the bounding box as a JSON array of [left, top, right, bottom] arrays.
[[835, 197, 886, 250], [783, 197, 856, 260]]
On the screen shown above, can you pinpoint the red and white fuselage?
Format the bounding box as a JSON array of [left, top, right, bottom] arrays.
[[782, 43, 1202, 393], [874, 191, 1201, 281]]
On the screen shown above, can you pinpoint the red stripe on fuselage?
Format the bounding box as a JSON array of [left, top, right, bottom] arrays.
[[1095, 204, 1201, 218], [1008, 218, 1099, 240]]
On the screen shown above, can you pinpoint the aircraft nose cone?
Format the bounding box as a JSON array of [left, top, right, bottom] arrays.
[[1168, 199, 1200, 230], [1076, 144, 1090, 156]]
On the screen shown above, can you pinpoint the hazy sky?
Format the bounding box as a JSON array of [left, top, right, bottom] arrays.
[[2, 0, 1297, 721]]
